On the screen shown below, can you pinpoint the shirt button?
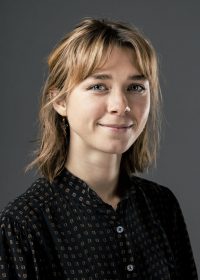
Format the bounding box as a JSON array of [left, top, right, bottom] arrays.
[[116, 226, 124, 233], [127, 264, 134, 271]]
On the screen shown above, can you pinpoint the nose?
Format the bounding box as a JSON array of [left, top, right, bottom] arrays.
[[107, 88, 129, 115]]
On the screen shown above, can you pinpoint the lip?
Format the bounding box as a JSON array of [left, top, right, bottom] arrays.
[[98, 123, 134, 129]]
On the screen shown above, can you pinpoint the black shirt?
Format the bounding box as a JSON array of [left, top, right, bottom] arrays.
[[0, 169, 198, 279]]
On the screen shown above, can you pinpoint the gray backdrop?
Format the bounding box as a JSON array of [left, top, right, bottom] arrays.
[[1, 0, 199, 275]]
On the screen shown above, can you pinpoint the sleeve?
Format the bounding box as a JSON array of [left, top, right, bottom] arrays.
[[0, 215, 37, 280], [163, 188, 198, 279]]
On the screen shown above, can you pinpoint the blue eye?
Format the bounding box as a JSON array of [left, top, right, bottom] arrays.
[[88, 84, 107, 92], [127, 84, 145, 93]]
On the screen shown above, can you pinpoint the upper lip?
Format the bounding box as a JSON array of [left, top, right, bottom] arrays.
[[98, 123, 134, 128]]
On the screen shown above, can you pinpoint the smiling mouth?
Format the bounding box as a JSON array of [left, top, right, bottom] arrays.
[[98, 123, 135, 129]]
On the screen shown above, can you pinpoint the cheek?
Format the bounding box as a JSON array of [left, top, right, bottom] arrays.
[[132, 97, 150, 122], [66, 95, 105, 123], [142, 101, 150, 120]]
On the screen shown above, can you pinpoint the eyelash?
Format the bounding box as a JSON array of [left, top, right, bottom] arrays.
[[88, 84, 106, 92], [127, 84, 145, 93], [87, 83, 146, 94]]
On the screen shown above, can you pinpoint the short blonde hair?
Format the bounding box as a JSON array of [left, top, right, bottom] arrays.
[[26, 18, 161, 182]]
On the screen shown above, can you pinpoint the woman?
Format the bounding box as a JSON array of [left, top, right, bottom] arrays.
[[0, 18, 198, 279]]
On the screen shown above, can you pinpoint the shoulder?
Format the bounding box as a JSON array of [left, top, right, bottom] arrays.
[[0, 177, 54, 229], [129, 175, 180, 217], [130, 175, 177, 202], [128, 175, 188, 237]]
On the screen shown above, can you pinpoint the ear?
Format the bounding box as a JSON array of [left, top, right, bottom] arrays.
[[50, 90, 67, 116]]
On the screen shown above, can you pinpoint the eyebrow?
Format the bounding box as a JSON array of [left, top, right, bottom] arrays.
[[90, 73, 147, 81]]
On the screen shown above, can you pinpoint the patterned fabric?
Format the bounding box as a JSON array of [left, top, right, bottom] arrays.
[[0, 169, 198, 279]]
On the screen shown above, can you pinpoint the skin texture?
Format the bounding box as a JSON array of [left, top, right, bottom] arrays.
[[53, 46, 150, 208]]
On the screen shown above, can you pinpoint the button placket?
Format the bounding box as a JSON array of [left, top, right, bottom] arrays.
[[115, 222, 137, 277], [108, 209, 137, 278]]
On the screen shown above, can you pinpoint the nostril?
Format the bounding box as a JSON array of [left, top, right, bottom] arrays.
[[109, 104, 129, 115]]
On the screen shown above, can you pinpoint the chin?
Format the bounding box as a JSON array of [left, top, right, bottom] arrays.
[[99, 144, 132, 155]]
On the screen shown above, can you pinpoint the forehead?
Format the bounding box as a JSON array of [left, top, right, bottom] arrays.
[[89, 47, 144, 80], [88, 46, 142, 78], [105, 46, 137, 66]]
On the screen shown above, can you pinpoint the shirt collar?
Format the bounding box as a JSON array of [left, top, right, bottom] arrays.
[[53, 168, 136, 211]]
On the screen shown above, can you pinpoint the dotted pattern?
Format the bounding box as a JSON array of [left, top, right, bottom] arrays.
[[0, 169, 198, 279]]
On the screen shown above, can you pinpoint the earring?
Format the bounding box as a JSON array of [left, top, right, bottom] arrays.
[[125, 106, 131, 112], [62, 117, 69, 136]]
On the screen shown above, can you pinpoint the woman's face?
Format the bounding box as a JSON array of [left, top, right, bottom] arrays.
[[65, 46, 150, 155]]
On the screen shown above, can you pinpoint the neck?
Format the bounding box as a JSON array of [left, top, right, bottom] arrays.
[[65, 148, 122, 202]]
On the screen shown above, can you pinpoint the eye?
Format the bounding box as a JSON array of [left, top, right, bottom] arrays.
[[127, 84, 145, 94], [87, 84, 107, 92]]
